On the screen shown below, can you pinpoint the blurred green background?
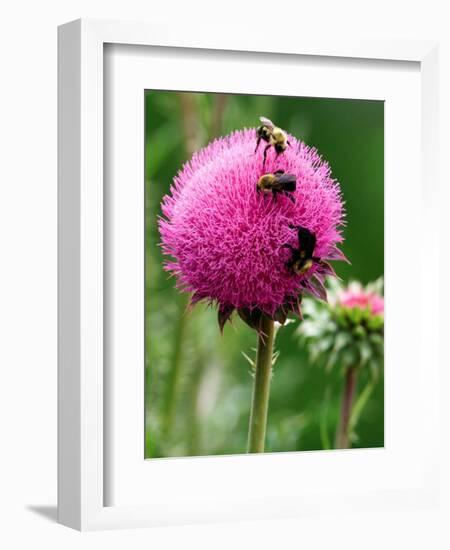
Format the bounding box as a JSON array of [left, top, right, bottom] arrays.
[[145, 91, 384, 458]]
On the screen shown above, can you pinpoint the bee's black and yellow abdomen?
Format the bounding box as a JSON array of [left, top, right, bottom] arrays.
[[284, 226, 318, 276], [257, 172, 296, 195]]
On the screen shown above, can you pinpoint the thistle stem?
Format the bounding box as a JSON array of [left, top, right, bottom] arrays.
[[247, 316, 275, 453], [161, 294, 188, 440], [335, 366, 358, 449]]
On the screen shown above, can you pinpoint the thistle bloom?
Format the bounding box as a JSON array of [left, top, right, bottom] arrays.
[[298, 278, 384, 449], [159, 128, 346, 328], [299, 278, 384, 374], [339, 282, 384, 316]]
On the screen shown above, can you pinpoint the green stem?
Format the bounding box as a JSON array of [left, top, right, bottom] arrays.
[[186, 346, 206, 456], [349, 378, 376, 436], [160, 94, 199, 446], [161, 294, 188, 440], [319, 385, 332, 450], [335, 366, 358, 449], [247, 316, 275, 453]]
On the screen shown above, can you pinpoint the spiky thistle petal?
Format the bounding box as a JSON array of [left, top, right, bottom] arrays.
[[159, 128, 346, 327]]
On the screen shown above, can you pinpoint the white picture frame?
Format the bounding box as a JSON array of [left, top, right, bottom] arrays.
[[58, 18, 440, 531]]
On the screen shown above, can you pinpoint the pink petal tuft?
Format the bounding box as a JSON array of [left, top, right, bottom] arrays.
[[159, 128, 345, 315]]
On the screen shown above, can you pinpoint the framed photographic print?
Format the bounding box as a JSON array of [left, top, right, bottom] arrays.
[[58, 18, 440, 530]]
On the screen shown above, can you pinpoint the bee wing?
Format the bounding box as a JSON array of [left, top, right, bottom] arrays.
[[277, 173, 295, 183], [297, 226, 316, 256], [306, 232, 317, 256], [259, 116, 275, 130], [277, 173, 297, 191]]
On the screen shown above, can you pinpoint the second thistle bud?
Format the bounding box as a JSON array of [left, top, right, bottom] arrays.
[[298, 278, 384, 378]]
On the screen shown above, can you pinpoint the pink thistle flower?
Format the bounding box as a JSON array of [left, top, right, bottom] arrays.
[[159, 128, 346, 329], [339, 282, 384, 316]]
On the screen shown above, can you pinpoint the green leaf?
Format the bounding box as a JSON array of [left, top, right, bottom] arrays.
[[349, 378, 376, 435], [357, 341, 372, 367], [319, 386, 332, 450], [241, 350, 255, 369], [368, 358, 382, 380], [317, 336, 334, 354], [367, 277, 384, 295], [353, 325, 366, 339], [367, 315, 384, 331], [335, 308, 350, 328], [340, 347, 359, 369], [325, 349, 339, 372], [348, 307, 364, 325], [369, 332, 384, 347], [272, 350, 280, 367], [334, 332, 353, 352]]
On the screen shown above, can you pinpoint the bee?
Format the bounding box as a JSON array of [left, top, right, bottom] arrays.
[[282, 225, 320, 275], [255, 116, 291, 167], [257, 170, 296, 202]]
